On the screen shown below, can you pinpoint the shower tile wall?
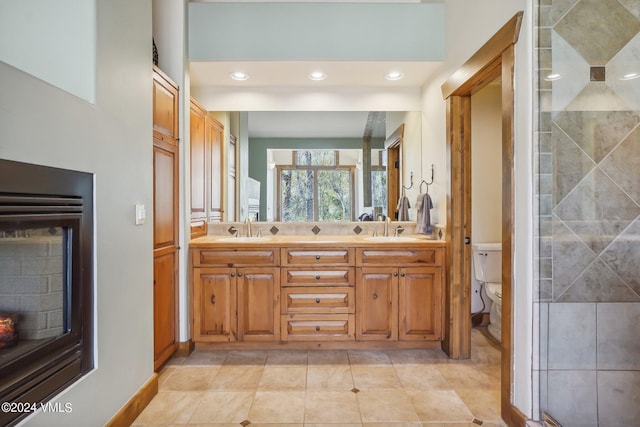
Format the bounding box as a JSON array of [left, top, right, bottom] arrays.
[[536, 0, 640, 425]]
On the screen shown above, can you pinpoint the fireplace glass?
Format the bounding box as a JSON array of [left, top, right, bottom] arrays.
[[0, 160, 93, 426]]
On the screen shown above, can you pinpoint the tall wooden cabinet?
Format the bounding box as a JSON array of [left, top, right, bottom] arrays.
[[190, 98, 224, 238], [152, 66, 179, 369]]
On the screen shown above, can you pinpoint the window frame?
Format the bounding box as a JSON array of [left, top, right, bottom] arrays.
[[276, 150, 356, 222]]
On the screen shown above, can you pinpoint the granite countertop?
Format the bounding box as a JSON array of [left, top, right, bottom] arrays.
[[190, 233, 444, 248]]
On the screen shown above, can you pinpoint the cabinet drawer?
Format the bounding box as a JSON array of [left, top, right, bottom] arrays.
[[282, 268, 354, 286], [357, 248, 442, 266], [281, 287, 354, 314], [281, 314, 355, 341], [282, 248, 354, 266], [195, 249, 279, 267]]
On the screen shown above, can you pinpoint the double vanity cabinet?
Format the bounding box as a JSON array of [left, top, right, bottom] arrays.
[[190, 236, 444, 349]]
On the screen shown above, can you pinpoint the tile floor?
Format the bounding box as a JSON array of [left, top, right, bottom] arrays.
[[133, 327, 504, 427]]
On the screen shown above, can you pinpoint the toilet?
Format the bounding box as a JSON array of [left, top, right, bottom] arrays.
[[472, 243, 502, 342]]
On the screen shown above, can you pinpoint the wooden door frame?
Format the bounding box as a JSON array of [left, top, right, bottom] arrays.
[[385, 124, 404, 219], [440, 12, 525, 426]]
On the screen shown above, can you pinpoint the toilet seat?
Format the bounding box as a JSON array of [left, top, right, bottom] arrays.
[[485, 282, 502, 303]]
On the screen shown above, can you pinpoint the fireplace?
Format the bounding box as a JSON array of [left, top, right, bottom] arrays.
[[0, 160, 93, 426]]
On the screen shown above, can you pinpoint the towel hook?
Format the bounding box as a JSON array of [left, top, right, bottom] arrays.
[[419, 164, 434, 193], [402, 171, 414, 193]]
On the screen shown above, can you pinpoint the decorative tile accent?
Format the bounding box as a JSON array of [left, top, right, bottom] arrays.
[[350, 387, 360, 393], [608, 34, 640, 110], [557, 259, 639, 302], [553, 111, 640, 163], [600, 220, 640, 294], [553, 169, 640, 254], [269, 226, 279, 235], [353, 225, 363, 235], [600, 125, 640, 203], [554, 0, 640, 64], [552, 216, 597, 299], [589, 66, 605, 81], [551, 122, 595, 204], [227, 226, 238, 235], [311, 225, 321, 235]]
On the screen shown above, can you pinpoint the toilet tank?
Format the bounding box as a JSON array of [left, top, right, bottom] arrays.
[[472, 243, 502, 283]]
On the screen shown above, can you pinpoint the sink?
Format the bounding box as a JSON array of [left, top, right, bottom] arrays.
[[363, 236, 421, 242], [216, 236, 271, 243]]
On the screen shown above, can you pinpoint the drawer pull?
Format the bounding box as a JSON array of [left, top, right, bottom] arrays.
[[372, 292, 378, 300], [315, 255, 321, 260], [393, 272, 398, 277], [315, 298, 321, 303], [210, 294, 216, 305], [230, 272, 235, 277], [237, 272, 243, 277], [315, 326, 321, 331], [315, 275, 321, 280], [400, 272, 406, 277]]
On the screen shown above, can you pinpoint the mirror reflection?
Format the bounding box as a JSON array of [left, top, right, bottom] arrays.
[[224, 111, 421, 222]]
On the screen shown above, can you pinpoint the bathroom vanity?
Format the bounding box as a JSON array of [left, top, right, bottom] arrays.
[[189, 233, 445, 349]]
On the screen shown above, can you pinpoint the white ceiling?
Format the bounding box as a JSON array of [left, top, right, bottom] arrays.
[[190, 61, 442, 89], [248, 111, 384, 138], [189, 1, 443, 138]]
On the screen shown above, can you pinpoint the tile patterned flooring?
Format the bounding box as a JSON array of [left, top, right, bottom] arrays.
[[133, 327, 504, 427]]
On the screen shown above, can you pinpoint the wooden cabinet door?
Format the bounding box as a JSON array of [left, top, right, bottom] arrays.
[[356, 267, 398, 341], [153, 250, 177, 369], [208, 115, 224, 221], [190, 100, 207, 225], [398, 267, 442, 341], [193, 268, 237, 342], [152, 66, 178, 141], [153, 134, 179, 369], [237, 267, 280, 342]]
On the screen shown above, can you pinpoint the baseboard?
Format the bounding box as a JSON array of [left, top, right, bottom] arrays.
[[105, 373, 158, 427], [175, 339, 195, 357]]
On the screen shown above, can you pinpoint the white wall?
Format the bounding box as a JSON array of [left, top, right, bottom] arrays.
[[0, 1, 155, 425], [0, 0, 96, 103], [471, 84, 503, 244], [422, 0, 533, 417]]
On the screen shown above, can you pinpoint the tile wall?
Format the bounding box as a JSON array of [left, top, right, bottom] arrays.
[[536, 0, 640, 425]]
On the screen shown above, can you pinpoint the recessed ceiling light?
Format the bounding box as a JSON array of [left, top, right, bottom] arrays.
[[385, 72, 403, 81], [230, 71, 249, 81], [621, 72, 640, 81], [544, 73, 561, 81], [309, 71, 326, 81]]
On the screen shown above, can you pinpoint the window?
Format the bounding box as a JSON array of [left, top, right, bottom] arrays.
[[278, 150, 354, 221]]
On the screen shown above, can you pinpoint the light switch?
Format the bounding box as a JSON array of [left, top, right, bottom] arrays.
[[135, 204, 146, 225]]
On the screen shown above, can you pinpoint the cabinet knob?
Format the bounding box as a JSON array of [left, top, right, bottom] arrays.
[[230, 272, 235, 277], [315, 298, 321, 303], [393, 272, 398, 277], [372, 292, 378, 300], [400, 272, 406, 277], [315, 255, 321, 260], [210, 294, 216, 305], [237, 272, 243, 277], [315, 275, 321, 280], [315, 326, 321, 332]]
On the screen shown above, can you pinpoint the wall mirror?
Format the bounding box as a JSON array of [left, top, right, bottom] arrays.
[[226, 111, 422, 222]]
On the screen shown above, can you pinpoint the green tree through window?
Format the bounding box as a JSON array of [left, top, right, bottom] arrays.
[[279, 150, 354, 222]]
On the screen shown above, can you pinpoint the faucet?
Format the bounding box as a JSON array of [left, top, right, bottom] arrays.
[[245, 217, 252, 237], [384, 216, 391, 237]]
